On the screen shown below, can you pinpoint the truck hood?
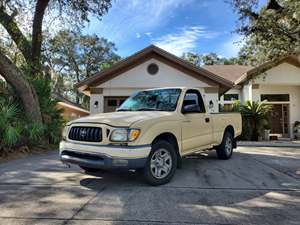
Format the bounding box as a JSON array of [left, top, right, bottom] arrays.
[[69, 111, 173, 127]]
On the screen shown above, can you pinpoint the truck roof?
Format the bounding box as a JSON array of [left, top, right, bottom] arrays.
[[143, 87, 199, 91]]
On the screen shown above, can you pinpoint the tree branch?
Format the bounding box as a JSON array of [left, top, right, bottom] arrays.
[[31, 0, 50, 69], [0, 7, 31, 62], [0, 50, 42, 122]]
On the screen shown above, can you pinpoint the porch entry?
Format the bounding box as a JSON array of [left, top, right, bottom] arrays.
[[268, 104, 289, 137], [104, 96, 128, 112]]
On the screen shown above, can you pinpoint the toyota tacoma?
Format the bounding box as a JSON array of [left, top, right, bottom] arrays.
[[60, 87, 242, 185]]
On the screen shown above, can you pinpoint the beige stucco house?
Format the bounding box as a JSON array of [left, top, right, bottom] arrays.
[[76, 45, 300, 139], [76, 45, 233, 114], [205, 56, 300, 139]]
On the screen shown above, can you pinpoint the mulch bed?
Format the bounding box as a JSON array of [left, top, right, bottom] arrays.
[[0, 144, 58, 162]]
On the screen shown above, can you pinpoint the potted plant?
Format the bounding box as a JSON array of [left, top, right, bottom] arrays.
[[294, 121, 300, 140], [263, 124, 271, 141]]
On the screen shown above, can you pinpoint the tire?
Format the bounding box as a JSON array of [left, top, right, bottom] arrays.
[[143, 140, 177, 186], [216, 131, 234, 160], [79, 166, 100, 173]]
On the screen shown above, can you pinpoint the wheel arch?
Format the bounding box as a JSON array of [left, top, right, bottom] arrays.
[[224, 125, 235, 137], [224, 125, 236, 148], [151, 132, 182, 168]]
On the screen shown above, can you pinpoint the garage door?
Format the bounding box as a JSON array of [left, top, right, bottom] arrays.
[[104, 97, 128, 112]]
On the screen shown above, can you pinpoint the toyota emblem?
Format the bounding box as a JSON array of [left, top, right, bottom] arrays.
[[80, 129, 87, 137]]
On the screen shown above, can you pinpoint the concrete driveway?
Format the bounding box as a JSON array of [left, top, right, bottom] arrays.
[[0, 147, 299, 225]]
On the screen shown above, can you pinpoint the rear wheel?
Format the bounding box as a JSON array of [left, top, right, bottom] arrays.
[[216, 131, 234, 160], [143, 140, 177, 185]]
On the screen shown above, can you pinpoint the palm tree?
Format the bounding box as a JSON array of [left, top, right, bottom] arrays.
[[240, 101, 272, 141]]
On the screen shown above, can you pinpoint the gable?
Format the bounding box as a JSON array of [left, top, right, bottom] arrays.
[[97, 58, 214, 88], [76, 45, 232, 95], [253, 62, 300, 85]]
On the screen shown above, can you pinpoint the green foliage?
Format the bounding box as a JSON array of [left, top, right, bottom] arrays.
[[238, 101, 272, 141], [0, 97, 22, 146], [30, 77, 64, 144], [45, 30, 120, 104], [0, 77, 64, 149], [231, 100, 241, 112], [229, 0, 300, 65], [3, 125, 22, 146], [182, 52, 247, 66], [25, 122, 45, 143]]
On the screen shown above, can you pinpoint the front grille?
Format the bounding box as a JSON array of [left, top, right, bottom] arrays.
[[68, 127, 102, 142]]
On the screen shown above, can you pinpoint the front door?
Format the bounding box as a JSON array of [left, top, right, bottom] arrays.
[[104, 97, 128, 112], [181, 89, 213, 153], [269, 104, 289, 137]]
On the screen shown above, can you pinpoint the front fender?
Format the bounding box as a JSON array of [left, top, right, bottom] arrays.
[[129, 119, 182, 153]]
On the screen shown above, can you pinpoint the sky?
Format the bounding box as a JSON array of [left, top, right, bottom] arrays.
[[84, 0, 266, 58]]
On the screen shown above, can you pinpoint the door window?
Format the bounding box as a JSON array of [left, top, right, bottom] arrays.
[[182, 90, 206, 113]]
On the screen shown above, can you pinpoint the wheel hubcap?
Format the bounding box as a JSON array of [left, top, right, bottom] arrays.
[[150, 149, 172, 179], [225, 137, 232, 155]]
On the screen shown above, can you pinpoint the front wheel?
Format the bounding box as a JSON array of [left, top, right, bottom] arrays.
[[216, 131, 234, 160], [143, 140, 177, 185]]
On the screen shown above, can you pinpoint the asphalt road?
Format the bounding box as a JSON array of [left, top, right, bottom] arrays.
[[0, 146, 299, 225]]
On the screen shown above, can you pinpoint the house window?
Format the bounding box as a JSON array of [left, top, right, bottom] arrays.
[[224, 94, 239, 101], [261, 94, 290, 102]]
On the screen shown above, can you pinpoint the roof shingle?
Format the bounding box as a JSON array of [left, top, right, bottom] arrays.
[[203, 65, 253, 83]]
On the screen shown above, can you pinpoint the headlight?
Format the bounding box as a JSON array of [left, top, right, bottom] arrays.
[[110, 128, 140, 142], [62, 126, 70, 140]]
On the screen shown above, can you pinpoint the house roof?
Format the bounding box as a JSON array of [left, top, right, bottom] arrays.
[[53, 93, 89, 114], [75, 45, 233, 95], [236, 55, 300, 84], [203, 65, 253, 83]]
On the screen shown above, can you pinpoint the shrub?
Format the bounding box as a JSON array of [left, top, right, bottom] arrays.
[[239, 101, 272, 141]]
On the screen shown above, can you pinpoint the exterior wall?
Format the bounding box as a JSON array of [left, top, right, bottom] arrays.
[[98, 58, 212, 88], [252, 85, 300, 136], [219, 63, 300, 138], [219, 88, 241, 110], [251, 63, 300, 137], [203, 92, 219, 113], [90, 58, 220, 114], [253, 63, 300, 85]]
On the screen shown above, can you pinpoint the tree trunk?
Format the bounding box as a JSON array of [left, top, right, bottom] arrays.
[[31, 0, 50, 72], [0, 51, 42, 122], [0, 7, 31, 63]]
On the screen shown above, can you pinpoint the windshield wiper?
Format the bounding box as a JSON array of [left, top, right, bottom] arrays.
[[116, 108, 132, 111], [137, 108, 160, 111]]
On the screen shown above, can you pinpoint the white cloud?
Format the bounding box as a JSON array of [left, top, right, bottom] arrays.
[[87, 0, 196, 43], [220, 34, 245, 58], [145, 32, 152, 37], [153, 26, 219, 56], [136, 33, 141, 38]]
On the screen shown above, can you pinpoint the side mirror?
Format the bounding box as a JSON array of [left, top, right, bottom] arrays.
[[182, 104, 201, 113]]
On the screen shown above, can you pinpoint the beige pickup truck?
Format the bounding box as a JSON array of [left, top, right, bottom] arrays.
[[60, 87, 242, 185]]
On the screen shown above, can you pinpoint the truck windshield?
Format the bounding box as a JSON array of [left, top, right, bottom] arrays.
[[117, 88, 181, 112]]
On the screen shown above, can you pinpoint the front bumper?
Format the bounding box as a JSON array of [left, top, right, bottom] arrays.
[[59, 141, 151, 170]]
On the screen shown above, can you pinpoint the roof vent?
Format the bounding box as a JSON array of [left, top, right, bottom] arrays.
[[147, 63, 159, 75]]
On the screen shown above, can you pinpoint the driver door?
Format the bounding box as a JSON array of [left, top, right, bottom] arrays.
[[181, 89, 213, 153]]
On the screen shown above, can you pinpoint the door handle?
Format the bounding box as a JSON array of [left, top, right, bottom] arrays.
[[183, 120, 191, 123], [205, 118, 210, 123]]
